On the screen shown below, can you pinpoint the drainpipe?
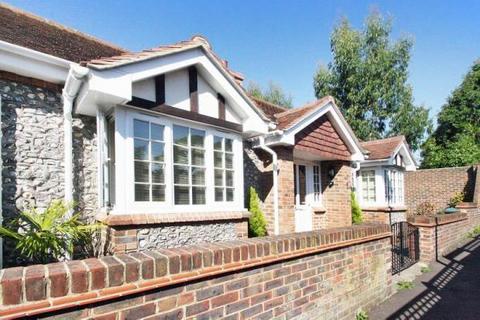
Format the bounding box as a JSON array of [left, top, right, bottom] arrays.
[[62, 65, 89, 215], [255, 136, 279, 235], [351, 161, 361, 191]]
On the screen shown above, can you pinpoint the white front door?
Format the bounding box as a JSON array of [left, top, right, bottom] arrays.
[[294, 164, 313, 232]]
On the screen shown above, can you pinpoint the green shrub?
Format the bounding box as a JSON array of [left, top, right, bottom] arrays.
[[0, 200, 103, 264], [421, 266, 432, 273], [351, 192, 363, 224], [467, 226, 480, 238], [248, 187, 267, 237], [448, 192, 464, 208]]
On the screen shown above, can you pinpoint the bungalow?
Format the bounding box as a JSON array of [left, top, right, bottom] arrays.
[[0, 4, 414, 265]]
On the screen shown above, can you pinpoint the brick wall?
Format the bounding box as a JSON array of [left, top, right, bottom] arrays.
[[362, 208, 407, 225], [405, 165, 478, 215], [409, 206, 480, 261], [0, 224, 392, 320]]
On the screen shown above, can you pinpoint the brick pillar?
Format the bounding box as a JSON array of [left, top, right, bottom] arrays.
[[321, 161, 353, 228], [275, 147, 295, 234], [417, 225, 436, 261]]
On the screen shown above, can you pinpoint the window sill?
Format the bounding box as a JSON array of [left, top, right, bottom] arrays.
[[99, 211, 251, 226]]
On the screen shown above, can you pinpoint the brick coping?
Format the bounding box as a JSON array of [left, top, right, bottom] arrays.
[[361, 206, 407, 212], [408, 212, 468, 227], [457, 202, 478, 209], [0, 224, 390, 319], [100, 211, 251, 226]]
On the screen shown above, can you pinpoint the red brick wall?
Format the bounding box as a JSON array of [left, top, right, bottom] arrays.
[[409, 207, 480, 261], [294, 115, 351, 161], [0, 225, 392, 320], [316, 161, 353, 229], [405, 165, 478, 215]]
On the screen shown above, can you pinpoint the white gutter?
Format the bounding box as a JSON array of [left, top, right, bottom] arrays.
[[62, 65, 89, 212], [255, 136, 280, 235]]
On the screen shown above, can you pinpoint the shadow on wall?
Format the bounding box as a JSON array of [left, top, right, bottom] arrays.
[[386, 237, 480, 320]]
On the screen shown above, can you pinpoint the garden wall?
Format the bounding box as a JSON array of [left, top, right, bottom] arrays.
[[409, 206, 480, 261], [0, 224, 392, 320], [405, 165, 478, 215]]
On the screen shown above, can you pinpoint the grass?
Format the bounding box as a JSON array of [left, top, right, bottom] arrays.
[[397, 280, 415, 290], [356, 309, 369, 320], [421, 266, 432, 273]]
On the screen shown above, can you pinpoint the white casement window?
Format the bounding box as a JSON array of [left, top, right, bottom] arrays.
[[385, 169, 404, 205], [361, 170, 376, 203], [113, 108, 243, 214], [313, 165, 321, 203], [173, 125, 206, 205], [214, 136, 235, 202], [133, 119, 166, 202]]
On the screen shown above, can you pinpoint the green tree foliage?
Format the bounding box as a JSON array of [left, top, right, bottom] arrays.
[[0, 200, 102, 264], [421, 61, 480, 168], [351, 192, 363, 224], [247, 81, 293, 108], [247, 187, 267, 237], [314, 12, 431, 150]]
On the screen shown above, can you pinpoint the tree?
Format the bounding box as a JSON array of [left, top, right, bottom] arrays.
[[313, 12, 431, 150], [247, 187, 267, 237], [421, 61, 480, 168], [247, 81, 293, 108]]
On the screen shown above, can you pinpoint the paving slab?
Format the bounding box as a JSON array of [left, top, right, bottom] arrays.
[[369, 237, 480, 320]]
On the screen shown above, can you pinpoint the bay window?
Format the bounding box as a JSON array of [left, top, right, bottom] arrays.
[[214, 136, 235, 202], [112, 108, 243, 214], [361, 170, 376, 203], [385, 169, 404, 205]]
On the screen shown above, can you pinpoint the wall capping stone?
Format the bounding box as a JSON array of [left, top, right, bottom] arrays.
[[408, 212, 468, 227], [100, 211, 251, 226], [0, 224, 390, 319]]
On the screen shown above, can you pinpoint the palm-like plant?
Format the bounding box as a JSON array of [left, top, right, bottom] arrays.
[[0, 200, 102, 264]]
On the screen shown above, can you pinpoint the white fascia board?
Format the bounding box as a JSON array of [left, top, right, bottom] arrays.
[[394, 143, 417, 171], [0, 40, 71, 83], [268, 102, 365, 161], [78, 48, 269, 134]]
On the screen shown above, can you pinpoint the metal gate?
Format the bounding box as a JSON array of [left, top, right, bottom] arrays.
[[391, 222, 420, 274]]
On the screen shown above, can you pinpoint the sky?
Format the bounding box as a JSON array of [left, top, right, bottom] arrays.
[[5, 0, 480, 120]]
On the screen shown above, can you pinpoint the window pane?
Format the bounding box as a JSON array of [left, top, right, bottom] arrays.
[[151, 163, 164, 184], [226, 170, 234, 187], [214, 169, 224, 186], [191, 149, 205, 166], [191, 129, 205, 147], [215, 187, 224, 201], [173, 125, 189, 146], [191, 167, 205, 185], [151, 124, 164, 141], [134, 120, 149, 139], [134, 161, 149, 183], [174, 165, 189, 184], [134, 139, 149, 160], [192, 187, 206, 204], [174, 186, 190, 204], [225, 154, 233, 169], [151, 142, 164, 162], [152, 185, 165, 202], [225, 139, 233, 152], [214, 151, 223, 168], [174, 146, 189, 164], [226, 188, 234, 202], [135, 184, 150, 201], [214, 136, 223, 150]]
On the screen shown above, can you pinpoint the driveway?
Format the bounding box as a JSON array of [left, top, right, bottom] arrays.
[[369, 237, 480, 320]]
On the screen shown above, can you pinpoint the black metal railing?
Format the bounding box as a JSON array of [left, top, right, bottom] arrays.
[[391, 222, 420, 274]]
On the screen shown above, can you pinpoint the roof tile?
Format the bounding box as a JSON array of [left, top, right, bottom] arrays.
[[360, 136, 406, 160]]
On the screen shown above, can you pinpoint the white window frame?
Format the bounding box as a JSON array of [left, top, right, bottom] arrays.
[[360, 170, 376, 204], [294, 161, 322, 207], [112, 107, 244, 214], [385, 169, 404, 206]]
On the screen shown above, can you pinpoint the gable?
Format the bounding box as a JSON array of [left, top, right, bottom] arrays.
[[294, 115, 351, 161]]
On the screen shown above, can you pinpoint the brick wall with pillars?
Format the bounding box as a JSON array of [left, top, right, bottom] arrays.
[[409, 207, 480, 261], [0, 224, 392, 320]]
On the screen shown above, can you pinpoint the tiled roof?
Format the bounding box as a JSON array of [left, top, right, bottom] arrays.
[[275, 96, 333, 130], [0, 3, 126, 63], [360, 135, 406, 160], [250, 96, 288, 121], [81, 35, 245, 83]]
